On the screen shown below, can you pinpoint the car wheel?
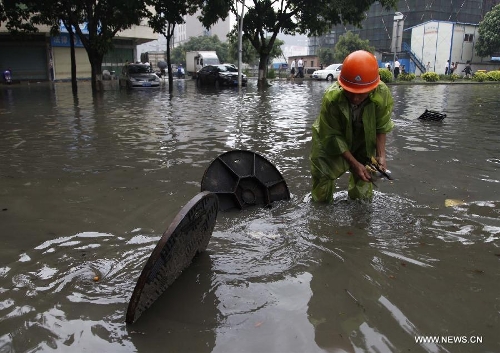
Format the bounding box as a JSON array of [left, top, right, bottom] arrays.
[[326, 74, 334, 82]]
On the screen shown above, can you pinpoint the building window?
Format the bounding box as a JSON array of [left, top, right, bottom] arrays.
[[464, 33, 474, 42]]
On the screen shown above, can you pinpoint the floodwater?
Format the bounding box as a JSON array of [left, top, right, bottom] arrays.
[[0, 78, 499, 353]]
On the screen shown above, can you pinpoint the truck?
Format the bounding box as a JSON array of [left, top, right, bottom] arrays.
[[185, 51, 220, 78]]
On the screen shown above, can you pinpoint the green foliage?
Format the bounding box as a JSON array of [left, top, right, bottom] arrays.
[[267, 68, 276, 79], [198, 0, 397, 85], [472, 72, 488, 82], [317, 48, 335, 66], [1, 0, 148, 92], [486, 70, 500, 81], [398, 72, 416, 81], [378, 68, 392, 83], [333, 31, 375, 63], [475, 4, 500, 57], [227, 33, 284, 66], [421, 72, 439, 82]]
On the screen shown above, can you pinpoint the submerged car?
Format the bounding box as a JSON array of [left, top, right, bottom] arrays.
[[119, 63, 160, 88], [196, 64, 247, 87], [311, 64, 343, 81]]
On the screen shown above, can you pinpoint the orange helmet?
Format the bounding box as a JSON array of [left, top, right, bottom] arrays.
[[338, 50, 380, 94]]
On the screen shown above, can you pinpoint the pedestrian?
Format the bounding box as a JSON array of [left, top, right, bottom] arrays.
[[320, 63, 323, 70], [297, 58, 304, 78], [394, 58, 400, 79], [386, 62, 391, 71], [462, 61, 473, 78], [177, 64, 183, 79], [426, 61, 431, 72], [450, 62, 456, 74], [310, 50, 395, 202], [445, 60, 450, 75], [290, 59, 296, 78]]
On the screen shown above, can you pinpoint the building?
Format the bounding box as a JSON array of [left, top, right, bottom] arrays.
[[308, 0, 500, 62], [0, 20, 157, 82], [408, 20, 498, 74]]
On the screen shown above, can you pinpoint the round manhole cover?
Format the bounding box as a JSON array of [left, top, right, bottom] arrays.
[[201, 150, 290, 211], [126, 191, 219, 324]]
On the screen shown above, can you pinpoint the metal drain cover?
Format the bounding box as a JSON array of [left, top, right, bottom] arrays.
[[126, 191, 219, 324], [418, 109, 446, 121], [201, 150, 290, 211]]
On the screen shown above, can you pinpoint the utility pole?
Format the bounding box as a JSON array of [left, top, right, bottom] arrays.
[[238, 0, 245, 90]]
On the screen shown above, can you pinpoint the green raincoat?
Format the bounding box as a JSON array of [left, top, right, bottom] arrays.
[[310, 81, 394, 202]]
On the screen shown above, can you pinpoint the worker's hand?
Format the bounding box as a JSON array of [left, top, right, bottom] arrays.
[[376, 155, 387, 171], [352, 161, 372, 182]]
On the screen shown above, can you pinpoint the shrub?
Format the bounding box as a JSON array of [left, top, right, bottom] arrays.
[[421, 72, 439, 82], [379, 68, 392, 83], [449, 73, 459, 82], [398, 73, 416, 81], [267, 68, 276, 79], [472, 72, 488, 82], [486, 70, 500, 81]]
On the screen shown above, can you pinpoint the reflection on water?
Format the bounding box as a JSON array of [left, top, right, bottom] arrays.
[[0, 81, 499, 352]]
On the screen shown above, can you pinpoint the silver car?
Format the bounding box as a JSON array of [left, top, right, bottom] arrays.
[[119, 64, 160, 88], [311, 64, 343, 81]]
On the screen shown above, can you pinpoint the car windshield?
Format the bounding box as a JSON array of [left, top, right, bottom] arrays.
[[325, 64, 340, 71], [128, 65, 151, 74], [213, 65, 229, 72]]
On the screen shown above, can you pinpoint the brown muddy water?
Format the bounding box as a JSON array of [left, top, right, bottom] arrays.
[[0, 79, 499, 353]]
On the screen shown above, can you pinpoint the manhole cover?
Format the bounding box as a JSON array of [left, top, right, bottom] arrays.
[[126, 191, 219, 324], [200, 150, 290, 211]]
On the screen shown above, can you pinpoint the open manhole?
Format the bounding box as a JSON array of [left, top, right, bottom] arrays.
[[200, 150, 290, 211], [126, 191, 219, 324]]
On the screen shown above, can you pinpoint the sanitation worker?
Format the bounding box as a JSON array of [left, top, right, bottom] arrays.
[[310, 50, 394, 202]]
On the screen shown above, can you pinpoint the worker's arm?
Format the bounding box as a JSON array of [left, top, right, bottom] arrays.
[[376, 133, 387, 170], [342, 150, 371, 182]]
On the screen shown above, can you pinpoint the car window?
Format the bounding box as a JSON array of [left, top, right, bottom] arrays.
[[128, 65, 151, 74]]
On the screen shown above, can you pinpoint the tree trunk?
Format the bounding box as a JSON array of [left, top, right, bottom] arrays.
[[166, 24, 175, 93], [63, 21, 78, 94], [88, 51, 104, 93], [166, 35, 173, 92], [258, 53, 270, 87], [69, 30, 78, 94]]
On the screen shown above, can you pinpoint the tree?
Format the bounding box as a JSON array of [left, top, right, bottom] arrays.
[[145, 0, 200, 92], [1, 0, 148, 93], [475, 4, 500, 58], [333, 31, 375, 63], [227, 32, 284, 66], [316, 48, 335, 66], [199, 0, 397, 87]]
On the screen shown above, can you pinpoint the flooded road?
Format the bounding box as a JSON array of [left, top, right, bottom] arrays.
[[0, 79, 499, 353]]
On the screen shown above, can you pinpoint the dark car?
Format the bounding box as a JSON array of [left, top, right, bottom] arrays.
[[197, 64, 247, 87]]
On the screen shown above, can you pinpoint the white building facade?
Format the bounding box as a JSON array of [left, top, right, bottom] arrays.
[[409, 20, 498, 74]]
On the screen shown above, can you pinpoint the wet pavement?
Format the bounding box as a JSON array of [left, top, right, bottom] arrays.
[[0, 79, 499, 352]]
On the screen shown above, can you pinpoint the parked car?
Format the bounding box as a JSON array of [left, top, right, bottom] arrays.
[[197, 64, 247, 87], [311, 64, 343, 81], [119, 63, 160, 88]]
